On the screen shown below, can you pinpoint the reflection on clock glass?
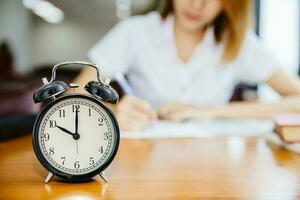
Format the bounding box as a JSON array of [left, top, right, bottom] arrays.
[[38, 97, 116, 175]]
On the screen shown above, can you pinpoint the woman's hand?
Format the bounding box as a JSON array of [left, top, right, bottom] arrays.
[[157, 102, 218, 120], [112, 95, 157, 132]]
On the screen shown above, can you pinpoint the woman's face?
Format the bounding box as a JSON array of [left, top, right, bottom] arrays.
[[173, 0, 223, 32]]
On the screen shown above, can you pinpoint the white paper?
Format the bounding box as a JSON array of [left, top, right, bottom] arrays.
[[121, 119, 275, 139]]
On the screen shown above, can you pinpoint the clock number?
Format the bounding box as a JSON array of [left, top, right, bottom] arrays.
[[89, 157, 95, 165], [49, 120, 56, 128], [49, 147, 54, 155], [98, 118, 104, 126], [98, 146, 104, 154], [61, 157, 66, 165], [74, 161, 80, 169], [103, 132, 109, 140], [59, 109, 65, 118], [88, 108, 91, 116], [72, 105, 80, 112], [44, 133, 50, 141]]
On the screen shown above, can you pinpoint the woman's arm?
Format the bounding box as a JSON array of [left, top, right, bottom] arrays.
[[158, 69, 300, 120], [267, 68, 300, 96], [73, 68, 96, 94], [214, 69, 300, 118]]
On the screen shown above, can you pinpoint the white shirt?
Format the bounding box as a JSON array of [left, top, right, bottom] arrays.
[[88, 12, 279, 108]]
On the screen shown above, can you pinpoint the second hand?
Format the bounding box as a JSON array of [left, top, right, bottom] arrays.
[[76, 140, 79, 154]]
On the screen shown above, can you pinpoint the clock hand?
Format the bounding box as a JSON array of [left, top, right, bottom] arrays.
[[76, 140, 79, 154], [75, 107, 79, 134], [56, 125, 74, 136], [74, 107, 80, 154]]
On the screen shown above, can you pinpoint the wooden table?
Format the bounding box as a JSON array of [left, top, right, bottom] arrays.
[[1, 134, 300, 199]]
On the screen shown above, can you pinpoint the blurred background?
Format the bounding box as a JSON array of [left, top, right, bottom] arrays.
[[0, 0, 299, 140]]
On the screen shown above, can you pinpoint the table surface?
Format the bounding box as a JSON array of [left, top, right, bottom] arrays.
[[1, 134, 300, 200]]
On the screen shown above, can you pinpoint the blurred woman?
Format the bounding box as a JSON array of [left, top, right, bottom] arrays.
[[76, 0, 300, 131]]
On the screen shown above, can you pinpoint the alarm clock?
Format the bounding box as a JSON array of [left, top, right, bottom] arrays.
[[32, 61, 120, 183]]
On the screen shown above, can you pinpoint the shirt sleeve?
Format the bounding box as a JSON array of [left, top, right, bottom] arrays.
[[234, 31, 281, 84], [88, 20, 135, 78]]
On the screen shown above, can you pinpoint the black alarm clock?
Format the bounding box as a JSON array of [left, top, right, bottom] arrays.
[[32, 61, 120, 183]]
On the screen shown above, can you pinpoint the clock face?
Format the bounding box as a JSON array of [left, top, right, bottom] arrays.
[[33, 95, 119, 177]]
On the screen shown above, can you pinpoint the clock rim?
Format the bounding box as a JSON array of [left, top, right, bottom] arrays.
[[32, 93, 120, 180]]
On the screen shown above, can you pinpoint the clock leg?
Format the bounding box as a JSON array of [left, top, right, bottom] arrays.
[[99, 172, 108, 183], [45, 172, 54, 184]]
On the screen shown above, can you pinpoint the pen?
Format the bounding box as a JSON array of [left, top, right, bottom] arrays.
[[115, 73, 157, 126]]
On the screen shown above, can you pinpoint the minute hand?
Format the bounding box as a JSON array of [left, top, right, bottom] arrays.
[[56, 125, 74, 136], [75, 109, 79, 134]]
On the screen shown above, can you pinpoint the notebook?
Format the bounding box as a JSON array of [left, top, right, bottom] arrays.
[[121, 119, 275, 139]]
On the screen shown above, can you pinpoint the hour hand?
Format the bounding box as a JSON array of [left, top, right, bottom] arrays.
[[56, 125, 74, 136]]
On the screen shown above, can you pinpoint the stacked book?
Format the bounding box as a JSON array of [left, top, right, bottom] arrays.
[[268, 114, 300, 154]]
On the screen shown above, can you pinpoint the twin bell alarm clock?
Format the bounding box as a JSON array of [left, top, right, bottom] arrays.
[[32, 61, 120, 183]]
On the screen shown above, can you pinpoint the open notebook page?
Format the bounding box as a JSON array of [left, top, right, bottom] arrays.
[[121, 119, 275, 139]]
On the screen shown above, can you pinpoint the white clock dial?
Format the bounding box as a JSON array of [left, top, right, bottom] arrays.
[[37, 96, 117, 175]]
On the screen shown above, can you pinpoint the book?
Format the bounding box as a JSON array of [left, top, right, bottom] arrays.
[[272, 114, 300, 143], [267, 133, 300, 154]]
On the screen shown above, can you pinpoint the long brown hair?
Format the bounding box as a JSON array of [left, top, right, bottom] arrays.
[[157, 0, 252, 63]]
